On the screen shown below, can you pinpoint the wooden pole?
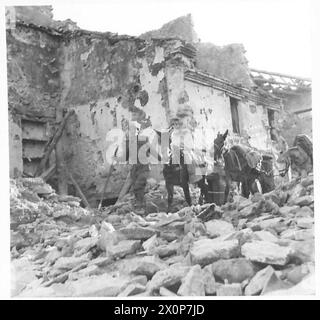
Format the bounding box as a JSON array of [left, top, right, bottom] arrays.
[[40, 164, 56, 182], [115, 169, 133, 204], [35, 109, 75, 177], [65, 168, 90, 208], [98, 162, 115, 210]]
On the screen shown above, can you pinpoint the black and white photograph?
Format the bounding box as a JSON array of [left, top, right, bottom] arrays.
[[0, 0, 319, 300]]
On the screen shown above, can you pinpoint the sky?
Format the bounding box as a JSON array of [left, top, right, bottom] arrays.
[[51, 0, 314, 78]]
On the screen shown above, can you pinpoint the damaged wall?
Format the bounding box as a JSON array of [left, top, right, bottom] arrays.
[[7, 24, 61, 117], [139, 14, 253, 88], [7, 9, 281, 206], [140, 14, 199, 44], [179, 80, 273, 152], [195, 43, 254, 88], [58, 33, 185, 203], [7, 23, 61, 178]]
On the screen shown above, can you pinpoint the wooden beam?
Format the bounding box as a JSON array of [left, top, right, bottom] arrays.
[[65, 168, 90, 208], [98, 163, 115, 210], [250, 68, 311, 82], [40, 164, 56, 182], [294, 108, 312, 115], [115, 169, 133, 204], [35, 109, 75, 177]]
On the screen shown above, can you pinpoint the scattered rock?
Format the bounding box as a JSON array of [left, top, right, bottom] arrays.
[[210, 258, 258, 283], [159, 287, 177, 296], [54, 256, 89, 272], [258, 217, 288, 233], [177, 265, 205, 296], [126, 256, 167, 278], [154, 242, 180, 258], [279, 206, 299, 216], [295, 206, 313, 218], [289, 240, 314, 263], [205, 220, 235, 238], [216, 283, 242, 296], [281, 229, 314, 241], [190, 239, 240, 266], [10, 173, 314, 297], [296, 218, 313, 229], [253, 230, 279, 243], [282, 264, 312, 285], [244, 265, 276, 296], [292, 196, 313, 207], [147, 265, 190, 292], [202, 265, 216, 295], [68, 274, 129, 297], [239, 203, 259, 217], [118, 283, 146, 297], [118, 225, 156, 240], [241, 241, 291, 266], [264, 273, 315, 296], [108, 240, 141, 259]]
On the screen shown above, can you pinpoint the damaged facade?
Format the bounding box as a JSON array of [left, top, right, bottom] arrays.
[[7, 9, 283, 207], [250, 69, 312, 145]]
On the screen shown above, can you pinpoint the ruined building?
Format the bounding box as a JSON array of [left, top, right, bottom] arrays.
[[250, 69, 312, 145], [7, 8, 287, 207]]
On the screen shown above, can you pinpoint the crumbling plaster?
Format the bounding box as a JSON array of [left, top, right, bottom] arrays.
[[58, 35, 183, 202], [7, 19, 279, 204], [9, 114, 23, 178], [7, 25, 61, 118]]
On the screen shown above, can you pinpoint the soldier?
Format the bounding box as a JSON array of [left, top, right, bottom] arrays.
[[129, 119, 154, 213]]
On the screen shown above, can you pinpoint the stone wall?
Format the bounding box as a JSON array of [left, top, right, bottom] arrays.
[[58, 34, 189, 203], [6, 24, 61, 117], [7, 9, 280, 205], [184, 80, 273, 151], [6, 23, 61, 177]]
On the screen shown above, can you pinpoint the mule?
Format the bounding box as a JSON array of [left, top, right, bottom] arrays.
[[154, 128, 209, 212], [214, 130, 275, 202], [277, 134, 313, 178]]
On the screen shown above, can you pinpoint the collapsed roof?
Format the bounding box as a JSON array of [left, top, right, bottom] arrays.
[[250, 68, 312, 97]]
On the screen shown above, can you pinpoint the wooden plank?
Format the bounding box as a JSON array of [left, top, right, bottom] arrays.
[[35, 109, 75, 177], [65, 168, 90, 208], [98, 146, 119, 209], [250, 68, 311, 82], [40, 164, 56, 182], [115, 169, 133, 204]]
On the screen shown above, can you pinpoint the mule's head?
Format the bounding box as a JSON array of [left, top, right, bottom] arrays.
[[277, 150, 291, 177], [214, 129, 228, 160]]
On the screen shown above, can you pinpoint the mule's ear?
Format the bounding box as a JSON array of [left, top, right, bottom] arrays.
[[154, 129, 161, 138], [223, 129, 229, 138]]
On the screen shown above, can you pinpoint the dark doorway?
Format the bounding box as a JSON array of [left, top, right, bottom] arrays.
[[99, 197, 118, 207], [267, 109, 277, 141], [230, 97, 240, 134]]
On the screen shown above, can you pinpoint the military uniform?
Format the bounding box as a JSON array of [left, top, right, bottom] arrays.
[[131, 163, 150, 208]]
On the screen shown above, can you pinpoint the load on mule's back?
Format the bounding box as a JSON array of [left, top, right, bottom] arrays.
[[155, 125, 214, 212], [277, 134, 313, 178], [294, 134, 313, 165], [213, 129, 275, 202]]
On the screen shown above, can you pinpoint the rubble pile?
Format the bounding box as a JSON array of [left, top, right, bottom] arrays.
[[10, 178, 96, 255], [11, 174, 314, 297], [103, 179, 201, 216]]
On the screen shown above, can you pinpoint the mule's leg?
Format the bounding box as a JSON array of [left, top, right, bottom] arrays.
[[224, 174, 231, 204], [241, 179, 250, 198], [180, 164, 192, 206], [197, 177, 208, 204], [287, 166, 292, 182], [166, 181, 174, 213], [182, 184, 192, 206], [301, 169, 308, 179]]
